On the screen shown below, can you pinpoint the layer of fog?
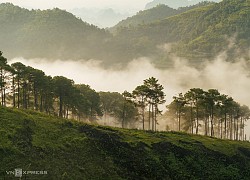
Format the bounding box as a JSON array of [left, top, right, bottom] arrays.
[[9, 55, 250, 138]]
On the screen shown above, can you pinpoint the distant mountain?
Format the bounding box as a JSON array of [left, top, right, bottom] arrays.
[[0, 3, 110, 60], [0, 0, 249, 67], [70, 8, 131, 28], [145, 0, 222, 9], [111, 2, 214, 32]]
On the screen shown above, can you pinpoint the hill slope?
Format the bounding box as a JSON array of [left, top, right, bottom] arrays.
[[111, 5, 178, 31], [0, 0, 249, 67], [111, 3, 215, 32], [1, 107, 250, 179], [113, 0, 250, 63], [0, 3, 109, 60]]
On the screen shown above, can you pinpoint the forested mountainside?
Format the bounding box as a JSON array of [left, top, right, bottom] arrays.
[[0, 3, 109, 60], [111, 2, 215, 31], [0, 0, 249, 67], [145, 0, 221, 9], [1, 107, 250, 179], [113, 0, 249, 63]]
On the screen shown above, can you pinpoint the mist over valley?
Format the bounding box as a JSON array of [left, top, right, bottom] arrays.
[[10, 52, 250, 136]]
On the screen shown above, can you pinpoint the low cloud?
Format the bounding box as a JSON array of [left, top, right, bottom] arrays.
[[9, 54, 250, 137], [9, 55, 250, 106]]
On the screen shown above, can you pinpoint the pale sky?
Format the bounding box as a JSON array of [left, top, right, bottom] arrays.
[[0, 0, 150, 11]]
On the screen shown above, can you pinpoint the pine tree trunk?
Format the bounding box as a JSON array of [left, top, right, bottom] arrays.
[[23, 84, 27, 109], [190, 105, 193, 134], [211, 107, 214, 137], [142, 97, 145, 130], [122, 102, 125, 128], [236, 118, 239, 141], [40, 94, 43, 112], [27, 85, 30, 109], [243, 119, 245, 141], [234, 117, 236, 140], [224, 113, 227, 139], [17, 77, 20, 108], [151, 104, 154, 131], [196, 105, 199, 134], [3, 86, 6, 107], [154, 105, 157, 131], [66, 107, 69, 119], [1, 68, 3, 106], [230, 115, 233, 140], [12, 77, 15, 107], [148, 105, 151, 130], [178, 106, 181, 132], [142, 106, 145, 130], [34, 85, 38, 110], [59, 95, 63, 117], [205, 117, 207, 136]]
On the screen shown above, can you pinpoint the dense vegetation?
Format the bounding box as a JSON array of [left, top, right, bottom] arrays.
[[166, 89, 250, 141], [124, 82, 250, 141], [0, 3, 109, 60], [113, 0, 250, 64], [1, 107, 250, 179], [0, 0, 249, 67], [0, 51, 139, 127], [111, 3, 214, 32]]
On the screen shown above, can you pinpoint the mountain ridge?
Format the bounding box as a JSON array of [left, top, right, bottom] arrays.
[[0, 3, 109, 60], [113, 0, 250, 63], [0, 0, 249, 67], [145, 0, 222, 9], [111, 2, 216, 33]]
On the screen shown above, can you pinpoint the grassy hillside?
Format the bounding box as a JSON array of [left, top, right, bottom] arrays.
[[1, 107, 250, 179]]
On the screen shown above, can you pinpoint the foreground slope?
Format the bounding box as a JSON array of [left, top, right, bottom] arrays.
[[0, 107, 250, 179]]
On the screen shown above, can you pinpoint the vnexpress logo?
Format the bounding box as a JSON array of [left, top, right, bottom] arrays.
[[15, 169, 22, 177], [6, 169, 48, 177]]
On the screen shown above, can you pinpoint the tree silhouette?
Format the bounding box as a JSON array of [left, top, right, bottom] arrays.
[[53, 76, 74, 117], [142, 77, 165, 131], [132, 85, 149, 130]]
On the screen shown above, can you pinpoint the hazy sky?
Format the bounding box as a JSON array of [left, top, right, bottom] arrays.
[[0, 0, 150, 11]]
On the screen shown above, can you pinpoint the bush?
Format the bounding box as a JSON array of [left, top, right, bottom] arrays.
[[12, 119, 34, 152]]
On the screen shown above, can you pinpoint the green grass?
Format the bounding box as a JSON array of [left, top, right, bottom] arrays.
[[0, 107, 250, 179]]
